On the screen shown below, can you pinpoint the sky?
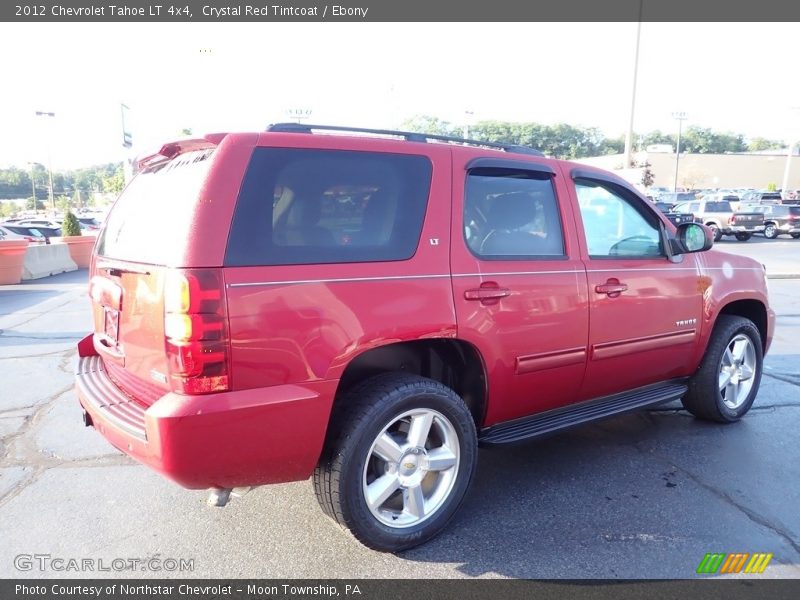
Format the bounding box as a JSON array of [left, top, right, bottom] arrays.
[[1, 22, 799, 170]]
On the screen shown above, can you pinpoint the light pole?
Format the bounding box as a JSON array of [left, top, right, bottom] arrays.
[[623, 1, 644, 170], [672, 111, 688, 192], [781, 107, 800, 194], [463, 110, 474, 139], [35, 110, 56, 212], [27, 162, 37, 209]]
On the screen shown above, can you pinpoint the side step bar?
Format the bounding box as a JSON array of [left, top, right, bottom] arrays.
[[479, 380, 688, 445]]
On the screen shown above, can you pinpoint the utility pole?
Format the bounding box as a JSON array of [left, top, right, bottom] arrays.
[[672, 112, 688, 192]]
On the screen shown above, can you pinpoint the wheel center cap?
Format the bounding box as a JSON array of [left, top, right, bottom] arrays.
[[400, 455, 418, 475]]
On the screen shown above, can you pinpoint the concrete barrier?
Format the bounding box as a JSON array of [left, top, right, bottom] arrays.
[[22, 242, 78, 280]]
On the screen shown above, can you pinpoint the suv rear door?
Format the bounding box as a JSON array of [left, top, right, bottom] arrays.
[[450, 153, 589, 426], [89, 135, 256, 402], [567, 168, 702, 400]]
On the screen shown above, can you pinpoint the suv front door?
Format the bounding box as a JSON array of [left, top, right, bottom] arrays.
[[451, 155, 589, 426], [568, 169, 703, 400]]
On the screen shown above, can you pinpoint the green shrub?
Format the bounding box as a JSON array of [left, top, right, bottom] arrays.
[[62, 210, 82, 237]]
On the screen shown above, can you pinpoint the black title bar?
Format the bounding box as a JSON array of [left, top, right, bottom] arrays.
[[3, 0, 800, 22]]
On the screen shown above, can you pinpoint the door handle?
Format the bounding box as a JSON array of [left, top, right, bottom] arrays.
[[464, 288, 510, 301], [595, 280, 628, 298]]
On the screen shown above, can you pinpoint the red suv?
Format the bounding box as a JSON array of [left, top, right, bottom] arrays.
[[76, 124, 774, 551]]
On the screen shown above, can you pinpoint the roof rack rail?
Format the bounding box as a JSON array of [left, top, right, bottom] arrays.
[[266, 122, 544, 157]]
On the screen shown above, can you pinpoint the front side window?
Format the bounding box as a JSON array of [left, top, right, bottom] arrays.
[[226, 149, 432, 266], [464, 168, 565, 259], [575, 179, 663, 258]]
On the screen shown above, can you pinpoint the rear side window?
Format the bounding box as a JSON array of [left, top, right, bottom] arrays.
[[97, 149, 215, 264], [705, 201, 732, 212], [225, 148, 432, 266]]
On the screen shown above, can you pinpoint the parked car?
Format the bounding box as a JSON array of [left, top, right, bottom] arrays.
[[0, 224, 45, 243], [75, 123, 774, 552], [76, 217, 102, 231], [657, 191, 697, 205], [1, 223, 60, 239], [742, 204, 800, 239], [653, 202, 694, 227], [740, 190, 782, 205], [673, 197, 765, 241]]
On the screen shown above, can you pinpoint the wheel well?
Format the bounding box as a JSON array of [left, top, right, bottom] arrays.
[[335, 339, 487, 427], [718, 300, 768, 351]]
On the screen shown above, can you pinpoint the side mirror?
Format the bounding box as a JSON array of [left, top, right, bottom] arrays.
[[673, 222, 713, 254]]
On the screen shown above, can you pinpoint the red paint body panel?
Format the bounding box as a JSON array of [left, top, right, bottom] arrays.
[[450, 149, 590, 425], [76, 130, 775, 493], [76, 335, 337, 489]]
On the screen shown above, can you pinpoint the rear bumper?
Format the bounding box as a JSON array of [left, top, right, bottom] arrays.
[[722, 225, 765, 234], [75, 336, 337, 489]]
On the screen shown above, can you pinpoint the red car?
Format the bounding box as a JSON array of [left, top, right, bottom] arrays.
[[76, 124, 774, 551]]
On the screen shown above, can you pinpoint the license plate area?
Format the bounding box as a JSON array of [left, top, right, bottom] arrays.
[[104, 307, 120, 344]]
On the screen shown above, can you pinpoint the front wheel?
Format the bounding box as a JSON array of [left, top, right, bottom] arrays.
[[313, 373, 478, 552], [734, 232, 752, 241], [682, 315, 763, 423], [708, 224, 723, 242]]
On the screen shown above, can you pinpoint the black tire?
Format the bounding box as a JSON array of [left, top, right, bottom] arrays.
[[708, 224, 723, 242], [682, 315, 763, 423], [734, 232, 752, 242], [791, 233, 800, 239], [313, 373, 478, 552], [763, 223, 778, 239]]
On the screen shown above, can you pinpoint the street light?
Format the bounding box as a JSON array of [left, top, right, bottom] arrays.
[[672, 111, 688, 192], [27, 162, 38, 209], [35, 110, 56, 211]]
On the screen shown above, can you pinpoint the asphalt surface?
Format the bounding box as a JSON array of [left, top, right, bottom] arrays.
[[0, 253, 799, 579]]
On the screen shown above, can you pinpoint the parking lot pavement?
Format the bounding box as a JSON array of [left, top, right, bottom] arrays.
[[713, 235, 800, 277], [1, 270, 799, 579]]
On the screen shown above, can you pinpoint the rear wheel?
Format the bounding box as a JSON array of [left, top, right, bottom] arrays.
[[682, 315, 763, 423], [734, 232, 752, 241], [313, 373, 478, 552], [763, 223, 778, 239], [791, 233, 800, 239]]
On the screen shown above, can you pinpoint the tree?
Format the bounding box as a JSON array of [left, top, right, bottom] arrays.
[[747, 137, 785, 152], [61, 210, 82, 237]]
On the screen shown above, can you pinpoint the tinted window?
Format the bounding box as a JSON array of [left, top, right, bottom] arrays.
[[464, 168, 564, 259], [576, 179, 663, 258], [705, 201, 732, 212], [789, 207, 800, 216], [225, 149, 432, 266], [97, 149, 215, 264]]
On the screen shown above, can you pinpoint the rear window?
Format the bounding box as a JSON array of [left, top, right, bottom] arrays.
[[96, 149, 215, 264], [225, 148, 432, 266], [705, 201, 732, 212]]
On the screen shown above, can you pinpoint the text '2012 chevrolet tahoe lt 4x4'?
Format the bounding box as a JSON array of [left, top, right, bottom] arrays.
[[75, 124, 774, 552]]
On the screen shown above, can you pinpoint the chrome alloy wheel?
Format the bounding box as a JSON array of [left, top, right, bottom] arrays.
[[362, 409, 460, 528], [718, 333, 757, 409]]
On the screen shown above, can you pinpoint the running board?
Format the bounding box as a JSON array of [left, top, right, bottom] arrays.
[[479, 380, 688, 445]]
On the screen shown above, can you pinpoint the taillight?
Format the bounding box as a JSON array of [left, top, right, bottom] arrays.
[[164, 269, 229, 394], [729, 215, 736, 225]]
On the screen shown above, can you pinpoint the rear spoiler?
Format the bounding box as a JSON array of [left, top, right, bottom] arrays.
[[136, 133, 228, 171]]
